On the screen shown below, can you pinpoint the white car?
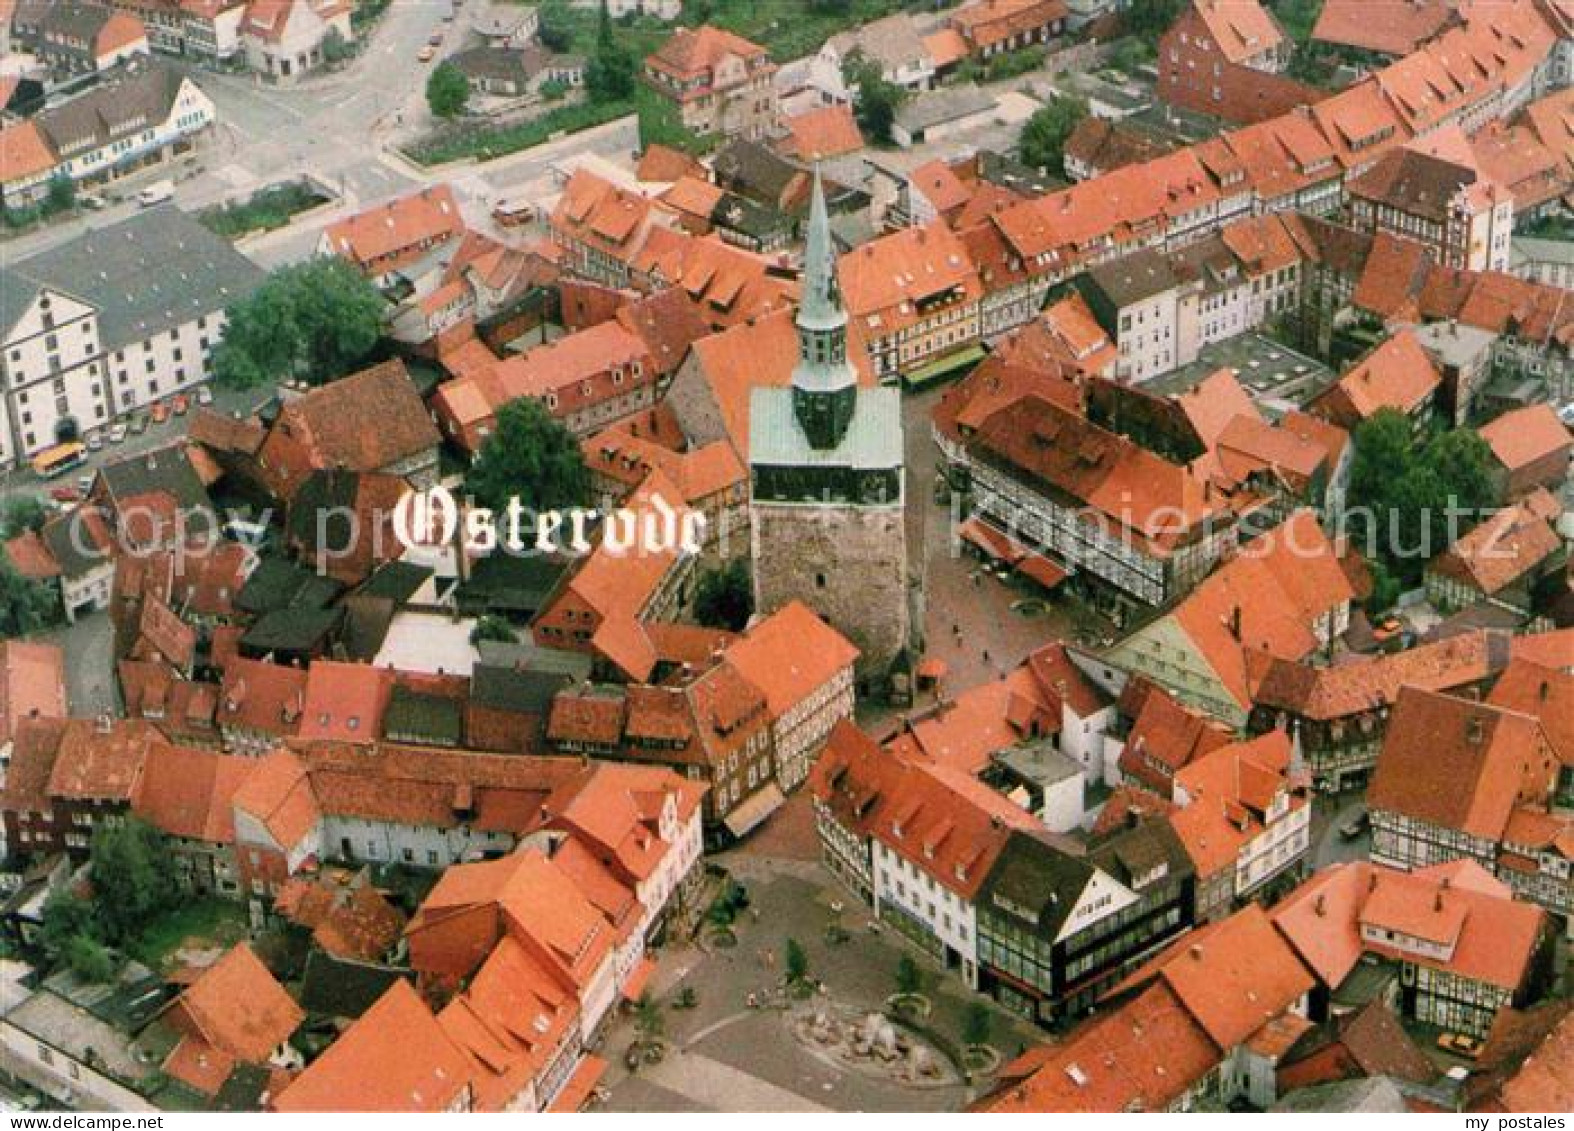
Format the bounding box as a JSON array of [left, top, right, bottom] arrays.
[[109, 424, 128, 443], [197, 386, 214, 406]]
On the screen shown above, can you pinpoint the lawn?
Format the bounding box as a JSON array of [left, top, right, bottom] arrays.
[[198, 181, 331, 239], [128, 898, 249, 969], [403, 97, 635, 166], [548, 0, 934, 65]]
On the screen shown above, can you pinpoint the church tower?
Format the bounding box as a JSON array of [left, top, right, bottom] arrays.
[[748, 169, 913, 693]]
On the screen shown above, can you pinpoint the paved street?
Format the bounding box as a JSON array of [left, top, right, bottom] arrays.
[[0, 0, 639, 270], [596, 858, 1043, 1114]]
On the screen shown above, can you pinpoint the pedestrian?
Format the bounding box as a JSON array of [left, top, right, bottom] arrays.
[[982, 648, 990, 663]]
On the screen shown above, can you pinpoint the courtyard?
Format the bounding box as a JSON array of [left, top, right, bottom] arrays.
[[594, 855, 1043, 1113]]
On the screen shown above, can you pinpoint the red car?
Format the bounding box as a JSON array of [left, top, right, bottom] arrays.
[[50, 486, 82, 504], [172, 394, 190, 415], [151, 401, 170, 424]]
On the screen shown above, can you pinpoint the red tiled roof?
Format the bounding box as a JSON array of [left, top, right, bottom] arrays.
[[274, 869, 407, 963], [723, 601, 858, 721], [1313, 0, 1455, 56], [1480, 403, 1571, 474], [1118, 904, 1314, 1051], [1368, 688, 1558, 842], [166, 943, 302, 1096], [259, 360, 440, 500], [0, 121, 57, 185], [1191, 0, 1285, 65], [0, 640, 66, 744], [1312, 330, 1441, 425], [46, 718, 157, 802], [1275, 860, 1544, 996], [810, 720, 1040, 901], [298, 661, 392, 744], [780, 105, 864, 161], [1427, 497, 1563, 597], [132, 741, 251, 845], [647, 24, 770, 82], [973, 983, 1220, 1112], [230, 748, 320, 852], [272, 980, 471, 1113], [324, 184, 462, 274]]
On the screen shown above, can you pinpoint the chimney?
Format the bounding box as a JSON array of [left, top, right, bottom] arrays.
[[1314, 893, 1326, 917], [1189, 943, 1204, 960]]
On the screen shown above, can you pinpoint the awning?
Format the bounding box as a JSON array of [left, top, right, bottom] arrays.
[[547, 1054, 608, 1113], [959, 516, 1026, 565], [723, 782, 786, 839], [902, 343, 986, 389], [621, 955, 657, 1002], [1016, 553, 1069, 590]]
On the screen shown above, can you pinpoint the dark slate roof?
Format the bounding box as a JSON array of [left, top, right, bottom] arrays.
[[469, 662, 573, 716], [240, 605, 343, 654], [97, 442, 215, 519], [382, 685, 463, 746], [979, 829, 1095, 938], [455, 553, 566, 616], [709, 191, 792, 242], [358, 561, 432, 604], [0, 199, 263, 349], [297, 951, 408, 1020], [1084, 247, 1185, 309], [1089, 816, 1194, 887], [237, 557, 342, 615]]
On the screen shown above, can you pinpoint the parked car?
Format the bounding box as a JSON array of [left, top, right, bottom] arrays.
[[1338, 811, 1369, 840], [196, 386, 214, 406], [76, 473, 95, 494], [129, 412, 150, 435], [428, 30, 443, 46], [151, 401, 170, 424], [109, 423, 128, 444], [418, 44, 436, 61], [85, 432, 104, 452], [1372, 616, 1404, 643], [50, 486, 82, 504], [1437, 1033, 1484, 1060], [172, 393, 190, 415], [137, 179, 175, 208]]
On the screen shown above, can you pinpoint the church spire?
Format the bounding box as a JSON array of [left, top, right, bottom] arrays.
[[792, 165, 857, 448], [797, 165, 845, 337]]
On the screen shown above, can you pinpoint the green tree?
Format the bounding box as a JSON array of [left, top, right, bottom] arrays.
[[845, 54, 905, 145], [538, 0, 574, 52], [469, 615, 518, 645], [693, 560, 753, 631], [322, 26, 353, 65], [464, 397, 591, 515], [427, 62, 471, 119], [587, 1, 636, 103], [0, 553, 57, 636], [634, 993, 664, 1044], [785, 937, 809, 984], [1125, 0, 1182, 44], [39, 890, 97, 964], [1019, 95, 1088, 178], [895, 953, 923, 996], [1348, 409, 1500, 584], [1, 495, 48, 538], [962, 1001, 992, 1047], [45, 175, 75, 215], [61, 935, 115, 983], [90, 818, 180, 946], [211, 257, 384, 390]]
